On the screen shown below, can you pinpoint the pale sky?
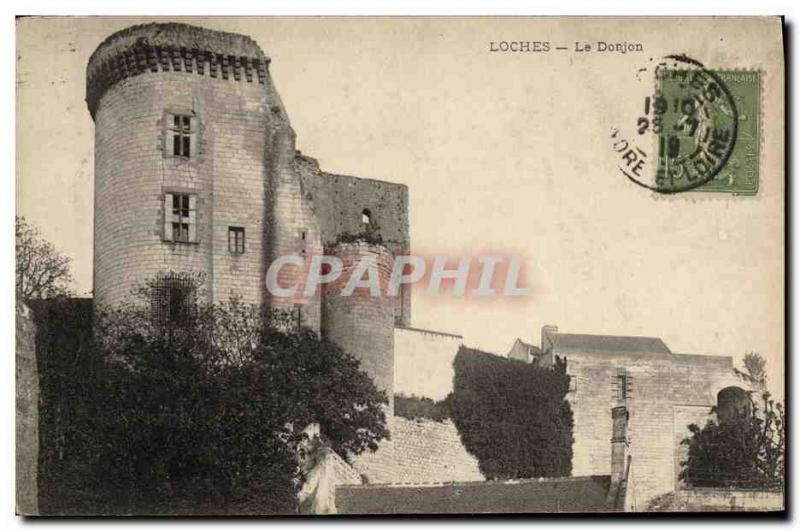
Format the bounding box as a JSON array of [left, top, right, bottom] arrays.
[[16, 17, 785, 394]]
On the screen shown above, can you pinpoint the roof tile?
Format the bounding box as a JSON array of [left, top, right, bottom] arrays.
[[336, 475, 613, 514]]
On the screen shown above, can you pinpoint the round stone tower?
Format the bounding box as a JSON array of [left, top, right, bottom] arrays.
[[87, 23, 322, 316], [322, 242, 397, 408], [86, 23, 399, 409]]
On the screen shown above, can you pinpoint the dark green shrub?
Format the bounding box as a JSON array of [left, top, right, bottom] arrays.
[[33, 279, 388, 515], [394, 394, 450, 422], [29, 298, 97, 514], [681, 392, 784, 490], [334, 222, 384, 246], [447, 347, 573, 480]]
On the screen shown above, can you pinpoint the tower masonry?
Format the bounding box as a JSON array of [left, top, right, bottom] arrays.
[[87, 23, 409, 404]]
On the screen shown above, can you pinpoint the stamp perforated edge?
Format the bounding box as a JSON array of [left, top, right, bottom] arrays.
[[649, 67, 763, 202]]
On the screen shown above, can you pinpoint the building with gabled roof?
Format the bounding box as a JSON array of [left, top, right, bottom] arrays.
[[507, 338, 542, 364], [511, 325, 749, 506], [544, 332, 671, 356]]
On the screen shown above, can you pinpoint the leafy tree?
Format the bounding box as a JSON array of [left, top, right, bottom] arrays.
[[681, 353, 784, 490], [680, 391, 784, 490], [446, 347, 573, 480], [394, 394, 450, 422], [336, 222, 384, 245], [735, 352, 768, 391], [29, 297, 97, 514], [16, 216, 73, 300], [37, 275, 388, 514]]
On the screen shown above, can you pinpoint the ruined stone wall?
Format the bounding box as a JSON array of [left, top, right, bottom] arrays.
[[394, 327, 462, 401], [296, 155, 410, 326]]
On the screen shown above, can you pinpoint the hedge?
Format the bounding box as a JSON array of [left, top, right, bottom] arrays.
[[447, 347, 573, 480]]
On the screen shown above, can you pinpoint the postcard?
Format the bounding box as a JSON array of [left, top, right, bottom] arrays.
[[15, 16, 785, 515]]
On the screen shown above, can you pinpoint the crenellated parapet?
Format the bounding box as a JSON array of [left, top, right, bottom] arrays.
[[86, 23, 271, 118]]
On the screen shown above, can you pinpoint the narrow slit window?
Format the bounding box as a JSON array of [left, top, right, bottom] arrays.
[[299, 229, 307, 256], [228, 226, 245, 254], [615, 367, 630, 402]]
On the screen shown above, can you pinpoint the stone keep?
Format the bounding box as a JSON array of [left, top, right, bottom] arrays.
[[87, 23, 409, 400]]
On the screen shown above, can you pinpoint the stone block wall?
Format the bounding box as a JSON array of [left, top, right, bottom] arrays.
[[558, 347, 741, 506], [262, 122, 324, 331], [89, 23, 406, 338], [564, 352, 672, 489], [93, 69, 276, 309], [394, 327, 462, 401], [665, 488, 784, 512], [668, 354, 740, 404], [350, 416, 484, 485]]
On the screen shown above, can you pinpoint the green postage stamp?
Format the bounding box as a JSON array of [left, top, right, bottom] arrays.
[[655, 68, 761, 195]]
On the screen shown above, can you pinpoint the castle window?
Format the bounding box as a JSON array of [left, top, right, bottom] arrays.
[[615, 367, 631, 402], [228, 227, 245, 254], [163, 192, 197, 243], [150, 273, 196, 328], [167, 113, 194, 158], [361, 209, 372, 225]]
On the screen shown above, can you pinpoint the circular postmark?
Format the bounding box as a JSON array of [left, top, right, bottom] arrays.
[[611, 54, 739, 194]]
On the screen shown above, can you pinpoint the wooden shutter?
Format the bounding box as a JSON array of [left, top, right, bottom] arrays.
[[188, 194, 197, 242], [163, 193, 174, 241]]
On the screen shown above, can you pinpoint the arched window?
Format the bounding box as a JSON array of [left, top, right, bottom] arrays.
[[361, 208, 372, 226], [716, 386, 751, 424]]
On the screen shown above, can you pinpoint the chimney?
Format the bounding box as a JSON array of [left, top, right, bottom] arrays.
[[541, 325, 558, 352], [606, 404, 631, 510]]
